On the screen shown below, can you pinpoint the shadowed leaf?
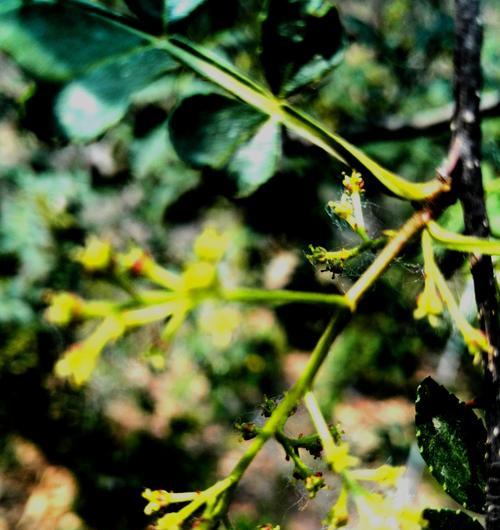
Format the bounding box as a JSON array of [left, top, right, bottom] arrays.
[[261, 0, 344, 95], [416, 377, 487, 513]]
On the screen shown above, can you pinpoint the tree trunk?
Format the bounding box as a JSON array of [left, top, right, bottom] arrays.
[[452, 0, 500, 527]]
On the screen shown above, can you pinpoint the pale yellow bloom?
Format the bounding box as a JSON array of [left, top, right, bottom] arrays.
[[193, 226, 229, 262], [354, 491, 422, 530], [198, 306, 241, 348], [350, 465, 405, 488], [73, 236, 112, 271]]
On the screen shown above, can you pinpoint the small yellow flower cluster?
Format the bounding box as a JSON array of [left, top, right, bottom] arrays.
[[415, 230, 492, 360], [47, 226, 231, 386], [342, 171, 364, 194], [327, 464, 420, 530], [328, 170, 368, 239]]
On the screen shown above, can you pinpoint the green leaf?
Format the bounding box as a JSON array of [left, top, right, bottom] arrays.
[[260, 0, 344, 95], [415, 377, 487, 513], [228, 117, 282, 197], [56, 47, 176, 140], [167, 0, 206, 22], [422, 508, 484, 530], [124, 0, 206, 26], [0, 1, 147, 81], [169, 94, 282, 195]]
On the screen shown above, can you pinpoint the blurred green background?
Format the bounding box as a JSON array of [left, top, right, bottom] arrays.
[[0, 0, 498, 528]]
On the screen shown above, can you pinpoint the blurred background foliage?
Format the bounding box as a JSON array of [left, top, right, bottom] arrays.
[[0, 0, 498, 528]]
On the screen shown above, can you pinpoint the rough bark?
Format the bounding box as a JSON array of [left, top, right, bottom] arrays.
[[452, 0, 500, 527]]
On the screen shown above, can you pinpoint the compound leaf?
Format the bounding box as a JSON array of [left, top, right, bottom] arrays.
[[422, 508, 484, 530], [415, 377, 487, 513], [261, 0, 344, 95]]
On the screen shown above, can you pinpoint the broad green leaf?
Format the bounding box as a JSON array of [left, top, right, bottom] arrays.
[[260, 0, 344, 95], [56, 47, 176, 140], [416, 377, 487, 513], [169, 94, 282, 194], [0, 1, 147, 81], [422, 509, 484, 530]]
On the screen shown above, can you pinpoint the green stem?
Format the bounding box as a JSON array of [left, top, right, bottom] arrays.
[[61, 1, 446, 201], [345, 210, 430, 309], [226, 308, 351, 485], [221, 287, 348, 307]]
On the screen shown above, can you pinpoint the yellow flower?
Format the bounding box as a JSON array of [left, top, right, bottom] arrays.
[[142, 489, 171, 515], [327, 485, 349, 528], [73, 236, 112, 271], [413, 277, 443, 327], [330, 442, 359, 474], [354, 491, 422, 530], [182, 261, 217, 291], [193, 226, 229, 262], [342, 171, 365, 194], [44, 292, 82, 325], [350, 465, 405, 488], [54, 315, 125, 386]]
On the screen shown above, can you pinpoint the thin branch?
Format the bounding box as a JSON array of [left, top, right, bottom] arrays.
[[347, 91, 500, 143]]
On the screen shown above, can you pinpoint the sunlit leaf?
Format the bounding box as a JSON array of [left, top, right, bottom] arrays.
[[422, 508, 484, 530], [260, 0, 344, 95], [169, 93, 282, 195], [416, 377, 487, 513], [56, 47, 176, 140], [124, 0, 206, 26]]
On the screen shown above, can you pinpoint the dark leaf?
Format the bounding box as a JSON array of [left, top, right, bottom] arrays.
[[422, 508, 484, 530], [415, 377, 487, 513], [168, 94, 281, 195], [0, 1, 147, 81], [260, 0, 344, 95]]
